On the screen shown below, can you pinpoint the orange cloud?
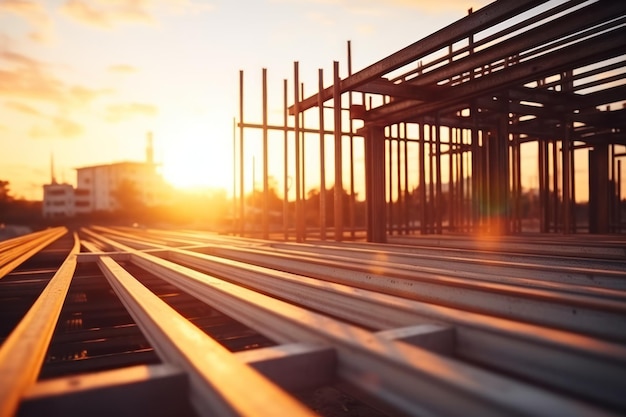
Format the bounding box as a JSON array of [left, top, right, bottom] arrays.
[[0, 50, 108, 104], [106, 102, 157, 122], [108, 64, 137, 73], [5, 100, 42, 116], [29, 115, 84, 139], [0, 0, 54, 43], [0, 0, 48, 25], [61, 0, 152, 28]]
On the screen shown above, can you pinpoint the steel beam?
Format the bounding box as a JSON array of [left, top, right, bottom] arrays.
[[0, 232, 78, 417], [290, 0, 545, 114]]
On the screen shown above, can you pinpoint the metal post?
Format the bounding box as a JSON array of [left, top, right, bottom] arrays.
[[239, 70, 245, 237], [232, 117, 237, 235], [294, 62, 304, 242], [419, 121, 427, 235], [387, 131, 393, 235], [348, 40, 356, 239], [262, 68, 269, 240], [366, 126, 386, 242], [318, 69, 327, 240], [333, 61, 343, 241], [283, 79, 289, 240]]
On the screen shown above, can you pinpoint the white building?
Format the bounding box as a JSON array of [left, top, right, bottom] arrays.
[[42, 183, 75, 218], [43, 132, 169, 218], [75, 160, 167, 213]]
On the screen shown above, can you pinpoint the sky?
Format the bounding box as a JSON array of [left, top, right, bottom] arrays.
[[1, 0, 493, 201]]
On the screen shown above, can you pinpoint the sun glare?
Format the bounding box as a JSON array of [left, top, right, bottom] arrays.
[[161, 133, 233, 193]]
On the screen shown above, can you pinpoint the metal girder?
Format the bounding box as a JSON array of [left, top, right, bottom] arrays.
[[176, 243, 626, 341], [289, 0, 546, 114], [20, 364, 189, 417], [0, 231, 78, 417], [96, 253, 317, 417], [0, 227, 67, 280], [85, 228, 626, 413], [234, 343, 336, 392], [409, 1, 626, 89], [350, 78, 439, 100], [363, 27, 626, 125]]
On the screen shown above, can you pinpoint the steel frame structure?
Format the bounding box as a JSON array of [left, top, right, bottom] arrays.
[[236, 0, 626, 242], [1, 226, 625, 415]]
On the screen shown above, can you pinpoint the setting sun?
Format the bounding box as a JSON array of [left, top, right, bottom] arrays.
[[160, 129, 234, 193]]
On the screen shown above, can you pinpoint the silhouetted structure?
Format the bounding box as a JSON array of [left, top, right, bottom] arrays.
[[236, 0, 625, 242]]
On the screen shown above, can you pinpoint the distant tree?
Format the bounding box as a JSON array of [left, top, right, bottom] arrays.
[[0, 180, 12, 219], [0, 180, 11, 202], [112, 180, 146, 222]]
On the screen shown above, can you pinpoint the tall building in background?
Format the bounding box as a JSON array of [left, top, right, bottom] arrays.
[[43, 132, 168, 218]]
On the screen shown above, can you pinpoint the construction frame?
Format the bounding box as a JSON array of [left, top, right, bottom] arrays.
[[235, 0, 626, 242]]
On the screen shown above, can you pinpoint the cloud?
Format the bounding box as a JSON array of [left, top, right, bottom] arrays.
[[0, 50, 108, 104], [29, 115, 84, 139], [60, 0, 214, 28], [61, 0, 153, 28], [0, 0, 54, 43], [0, 0, 48, 25], [108, 64, 137, 73], [106, 102, 158, 122], [5, 100, 41, 116]]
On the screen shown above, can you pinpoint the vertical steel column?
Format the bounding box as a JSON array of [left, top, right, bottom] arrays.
[[457, 129, 467, 233], [514, 132, 522, 233], [238, 70, 245, 237], [589, 144, 609, 233], [616, 160, 622, 233], [449, 126, 455, 232], [570, 141, 576, 233], [539, 139, 548, 233], [562, 124, 571, 234], [552, 140, 559, 233], [232, 117, 237, 235], [435, 117, 442, 234], [283, 79, 289, 240], [403, 123, 409, 235], [387, 131, 393, 235], [429, 124, 435, 234], [283, 79, 289, 241], [318, 69, 327, 241], [419, 121, 427, 234], [396, 125, 402, 235], [262, 68, 269, 239], [294, 62, 304, 242], [562, 71, 573, 234], [610, 144, 616, 233], [365, 126, 387, 242], [300, 82, 306, 220], [347, 41, 356, 239], [471, 104, 480, 232], [500, 110, 510, 234], [333, 61, 343, 241]]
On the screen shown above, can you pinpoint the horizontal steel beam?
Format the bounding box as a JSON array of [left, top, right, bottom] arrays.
[[363, 27, 626, 125], [86, 227, 626, 412], [289, 0, 546, 114], [21, 364, 189, 417], [84, 227, 616, 416], [97, 253, 316, 417]]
